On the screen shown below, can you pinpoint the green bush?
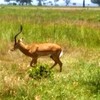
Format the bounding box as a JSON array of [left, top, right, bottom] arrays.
[[28, 64, 54, 79]]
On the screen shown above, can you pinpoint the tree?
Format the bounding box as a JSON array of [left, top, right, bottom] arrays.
[[91, 0, 100, 6], [16, 0, 32, 5], [4, 0, 10, 2], [38, 0, 42, 6], [65, 0, 70, 6], [83, 0, 85, 7]]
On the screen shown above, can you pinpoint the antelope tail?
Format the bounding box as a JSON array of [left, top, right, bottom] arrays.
[[59, 50, 63, 57]]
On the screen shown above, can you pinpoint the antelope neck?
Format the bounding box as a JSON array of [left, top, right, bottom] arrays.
[[18, 42, 30, 56]]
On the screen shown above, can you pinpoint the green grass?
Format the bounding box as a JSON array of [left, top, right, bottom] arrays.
[[0, 6, 100, 46], [0, 6, 100, 100]]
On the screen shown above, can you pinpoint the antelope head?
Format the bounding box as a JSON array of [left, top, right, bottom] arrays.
[[11, 25, 23, 51]]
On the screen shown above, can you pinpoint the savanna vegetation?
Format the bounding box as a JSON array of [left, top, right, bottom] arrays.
[[0, 6, 100, 100]]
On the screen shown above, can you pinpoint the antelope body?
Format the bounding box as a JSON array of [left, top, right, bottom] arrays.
[[11, 25, 63, 72]]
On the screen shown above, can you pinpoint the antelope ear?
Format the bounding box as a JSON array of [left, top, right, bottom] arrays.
[[18, 38, 23, 42]]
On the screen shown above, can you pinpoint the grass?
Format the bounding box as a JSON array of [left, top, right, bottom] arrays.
[[0, 6, 100, 100]]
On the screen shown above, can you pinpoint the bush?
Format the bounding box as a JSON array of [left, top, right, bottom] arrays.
[[28, 64, 54, 79]]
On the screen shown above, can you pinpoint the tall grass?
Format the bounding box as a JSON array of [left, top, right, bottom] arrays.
[[0, 7, 100, 47], [0, 6, 100, 100]]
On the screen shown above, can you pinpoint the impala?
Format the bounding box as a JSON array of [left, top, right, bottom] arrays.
[[11, 25, 63, 72]]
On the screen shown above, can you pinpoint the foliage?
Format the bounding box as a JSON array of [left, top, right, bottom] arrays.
[[5, 0, 32, 5], [91, 0, 100, 6], [4, 0, 10, 2], [17, 0, 32, 5], [64, 0, 70, 6]]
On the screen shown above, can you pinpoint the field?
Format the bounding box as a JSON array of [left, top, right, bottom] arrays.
[[0, 6, 100, 100]]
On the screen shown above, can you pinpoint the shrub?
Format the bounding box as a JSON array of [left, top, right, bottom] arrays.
[[28, 64, 54, 79]]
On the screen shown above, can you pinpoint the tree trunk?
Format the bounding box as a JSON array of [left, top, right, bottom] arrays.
[[83, 0, 85, 7]]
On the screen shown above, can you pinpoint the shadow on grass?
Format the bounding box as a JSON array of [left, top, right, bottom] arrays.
[[82, 69, 100, 94], [78, 61, 100, 94], [84, 79, 100, 94]]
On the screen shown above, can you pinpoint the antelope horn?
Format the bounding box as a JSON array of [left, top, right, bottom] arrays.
[[14, 25, 23, 44]]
